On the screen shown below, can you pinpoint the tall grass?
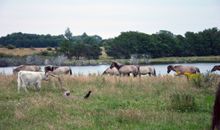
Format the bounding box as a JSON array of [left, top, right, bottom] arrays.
[[0, 74, 219, 130]]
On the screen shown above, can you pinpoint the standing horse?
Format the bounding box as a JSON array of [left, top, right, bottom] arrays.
[[138, 66, 156, 76], [44, 65, 72, 75], [167, 65, 200, 75], [13, 65, 41, 74], [211, 65, 220, 72], [102, 67, 120, 76], [110, 61, 139, 77]]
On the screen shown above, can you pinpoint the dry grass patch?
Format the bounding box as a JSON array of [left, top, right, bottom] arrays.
[[0, 48, 51, 56]]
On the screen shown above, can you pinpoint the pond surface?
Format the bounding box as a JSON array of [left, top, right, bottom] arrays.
[[0, 63, 220, 76]]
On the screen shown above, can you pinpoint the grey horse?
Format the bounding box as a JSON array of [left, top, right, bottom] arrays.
[[110, 61, 139, 77], [138, 66, 156, 76], [13, 65, 41, 74], [44, 65, 72, 75]]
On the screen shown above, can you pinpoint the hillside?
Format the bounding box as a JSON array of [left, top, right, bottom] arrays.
[[0, 48, 54, 56]]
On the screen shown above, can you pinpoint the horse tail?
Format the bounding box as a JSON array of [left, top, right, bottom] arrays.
[[69, 68, 72, 75], [136, 65, 140, 76], [102, 70, 106, 75], [196, 67, 200, 73], [153, 68, 156, 76]]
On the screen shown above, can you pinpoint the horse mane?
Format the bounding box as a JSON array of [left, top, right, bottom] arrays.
[[52, 66, 59, 71], [112, 61, 123, 69]]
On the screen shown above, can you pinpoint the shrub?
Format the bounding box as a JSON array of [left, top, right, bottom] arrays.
[[6, 44, 16, 49], [47, 47, 53, 51], [39, 51, 49, 56], [185, 72, 217, 88], [169, 92, 197, 112]]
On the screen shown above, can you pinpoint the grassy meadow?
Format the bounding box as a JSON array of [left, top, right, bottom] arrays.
[[0, 74, 220, 130]]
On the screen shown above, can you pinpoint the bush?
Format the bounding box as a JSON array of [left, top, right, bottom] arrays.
[[169, 92, 197, 112], [47, 47, 53, 51], [6, 44, 16, 49], [39, 51, 49, 56], [185, 72, 217, 88]]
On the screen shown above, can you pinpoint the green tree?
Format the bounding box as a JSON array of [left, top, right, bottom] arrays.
[[59, 40, 73, 59], [64, 27, 73, 41]]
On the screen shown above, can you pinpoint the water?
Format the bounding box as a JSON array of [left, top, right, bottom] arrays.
[[0, 63, 220, 75]]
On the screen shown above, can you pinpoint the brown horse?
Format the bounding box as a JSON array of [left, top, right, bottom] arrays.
[[211, 65, 220, 72], [211, 83, 220, 130], [110, 61, 139, 77], [44, 65, 72, 75], [167, 65, 200, 75], [102, 67, 120, 76], [13, 65, 41, 74]]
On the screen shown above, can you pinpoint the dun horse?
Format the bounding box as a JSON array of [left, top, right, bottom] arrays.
[[102, 67, 120, 76], [44, 65, 72, 75], [211, 65, 220, 72], [110, 61, 139, 77], [13, 65, 41, 74], [167, 65, 200, 75], [138, 66, 156, 76]]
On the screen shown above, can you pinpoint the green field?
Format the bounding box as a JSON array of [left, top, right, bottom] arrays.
[[0, 74, 219, 129]]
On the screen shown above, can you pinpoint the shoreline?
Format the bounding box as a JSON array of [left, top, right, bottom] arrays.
[[0, 55, 220, 67]]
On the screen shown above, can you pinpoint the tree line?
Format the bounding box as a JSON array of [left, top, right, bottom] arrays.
[[0, 32, 64, 47], [0, 27, 219, 59], [104, 27, 220, 58]]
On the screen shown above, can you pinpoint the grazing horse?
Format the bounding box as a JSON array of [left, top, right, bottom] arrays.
[[102, 67, 120, 76], [13, 65, 41, 74], [17, 71, 49, 92], [138, 66, 156, 76], [211, 83, 220, 130], [167, 65, 200, 76], [110, 61, 139, 77], [211, 65, 220, 72], [44, 65, 72, 75]]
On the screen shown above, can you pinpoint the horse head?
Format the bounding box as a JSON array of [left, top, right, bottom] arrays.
[[44, 65, 53, 73], [110, 61, 121, 70], [211, 65, 220, 72], [167, 65, 174, 73]]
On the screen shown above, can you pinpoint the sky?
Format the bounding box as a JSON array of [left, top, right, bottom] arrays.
[[0, 0, 220, 38]]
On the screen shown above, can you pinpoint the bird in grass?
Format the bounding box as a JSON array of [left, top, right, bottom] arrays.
[[84, 90, 92, 99]]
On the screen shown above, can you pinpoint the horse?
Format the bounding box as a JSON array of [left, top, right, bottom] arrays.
[[138, 66, 156, 76], [110, 61, 139, 77], [167, 65, 200, 76], [102, 67, 120, 76], [211, 65, 220, 72], [13, 65, 41, 74], [44, 65, 72, 75], [211, 83, 220, 130]]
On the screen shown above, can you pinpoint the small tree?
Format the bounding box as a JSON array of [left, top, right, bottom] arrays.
[[59, 40, 74, 59], [64, 27, 73, 41]]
